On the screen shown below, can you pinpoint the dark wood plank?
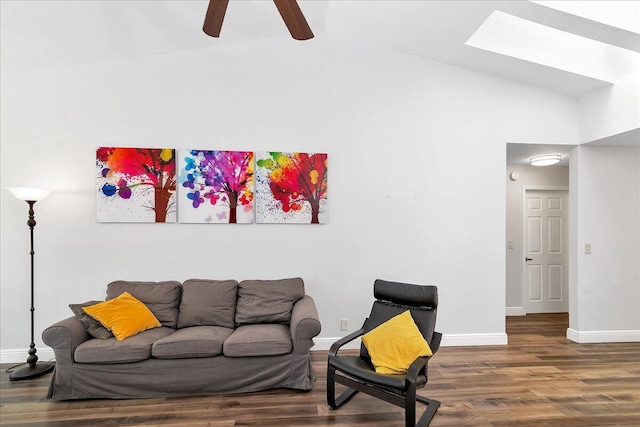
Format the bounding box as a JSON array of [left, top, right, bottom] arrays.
[[1, 313, 639, 426]]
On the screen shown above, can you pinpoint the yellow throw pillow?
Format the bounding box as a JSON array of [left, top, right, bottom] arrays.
[[362, 310, 432, 375], [82, 292, 161, 341]]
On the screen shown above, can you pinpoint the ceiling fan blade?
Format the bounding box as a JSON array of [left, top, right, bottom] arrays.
[[273, 0, 314, 40], [203, 0, 230, 37]]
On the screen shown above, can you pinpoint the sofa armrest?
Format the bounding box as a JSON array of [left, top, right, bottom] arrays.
[[42, 316, 90, 365], [290, 295, 321, 353]]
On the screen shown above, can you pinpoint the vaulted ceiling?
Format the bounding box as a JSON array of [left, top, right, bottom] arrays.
[[2, 1, 638, 96]]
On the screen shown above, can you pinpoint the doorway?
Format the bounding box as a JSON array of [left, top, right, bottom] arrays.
[[505, 143, 573, 320]]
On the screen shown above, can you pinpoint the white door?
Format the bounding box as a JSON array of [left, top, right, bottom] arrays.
[[524, 190, 568, 313]]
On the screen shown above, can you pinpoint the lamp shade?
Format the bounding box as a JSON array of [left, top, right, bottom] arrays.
[[6, 187, 51, 201], [529, 155, 561, 167]]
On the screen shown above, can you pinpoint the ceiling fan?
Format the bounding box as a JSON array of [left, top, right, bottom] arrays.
[[203, 0, 314, 41]]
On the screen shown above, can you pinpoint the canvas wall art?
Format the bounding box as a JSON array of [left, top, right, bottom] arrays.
[[96, 147, 176, 223], [178, 149, 254, 223], [255, 151, 328, 224]]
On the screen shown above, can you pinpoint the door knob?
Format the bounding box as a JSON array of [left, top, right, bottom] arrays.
[[525, 257, 533, 261]]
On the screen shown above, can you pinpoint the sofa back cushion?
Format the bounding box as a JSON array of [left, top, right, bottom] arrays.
[[106, 280, 182, 328], [178, 279, 238, 329], [235, 278, 305, 326]]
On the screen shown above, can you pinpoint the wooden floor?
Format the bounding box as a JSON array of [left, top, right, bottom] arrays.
[[1, 313, 639, 426]]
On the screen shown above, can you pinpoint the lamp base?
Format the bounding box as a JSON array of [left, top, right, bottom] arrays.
[[9, 361, 55, 381]]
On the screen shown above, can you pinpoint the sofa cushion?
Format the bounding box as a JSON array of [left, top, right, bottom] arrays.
[[223, 324, 292, 357], [106, 280, 182, 328], [362, 310, 432, 375], [178, 279, 238, 329], [152, 326, 234, 359], [69, 301, 114, 339], [82, 292, 162, 341], [235, 278, 305, 326], [74, 327, 174, 364]]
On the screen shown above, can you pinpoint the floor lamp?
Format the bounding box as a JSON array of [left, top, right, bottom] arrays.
[[6, 187, 55, 381]]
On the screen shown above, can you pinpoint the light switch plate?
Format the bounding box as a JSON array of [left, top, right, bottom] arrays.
[[584, 243, 592, 254]]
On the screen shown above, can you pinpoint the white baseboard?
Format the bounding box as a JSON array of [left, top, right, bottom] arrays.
[[1, 348, 55, 364], [3, 333, 508, 362], [506, 307, 526, 316], [313, 337, 361, 351], [440, 333, 508, 346], [6, 330, 635, 361], [313, 332, 508, 351], [566, 328, 640, 343]]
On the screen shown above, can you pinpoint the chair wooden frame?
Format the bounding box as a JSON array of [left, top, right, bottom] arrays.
[[327, 280, 442, 427], [327, 329, 441, 427]]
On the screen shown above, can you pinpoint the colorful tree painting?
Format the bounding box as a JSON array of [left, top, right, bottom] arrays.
[[256, 152, 328, 224], [96, 147, 176, 223], [179, 150, 254, 224]]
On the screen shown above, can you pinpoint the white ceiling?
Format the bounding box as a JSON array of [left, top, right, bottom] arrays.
[[507, 144, 573, 167], [1, 0, 638, 164]]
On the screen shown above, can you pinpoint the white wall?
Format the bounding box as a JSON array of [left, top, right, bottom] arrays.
[[568, 144, 640, 342], [0, 34, 580, 360], [505, 164, 569, 314]]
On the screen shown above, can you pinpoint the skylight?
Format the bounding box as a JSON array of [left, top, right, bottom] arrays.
[[465, 10, 617, 83], [532, 1, 640, 35]]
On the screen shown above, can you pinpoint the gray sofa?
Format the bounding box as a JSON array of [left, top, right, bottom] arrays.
[[42, 278, 321, 401]]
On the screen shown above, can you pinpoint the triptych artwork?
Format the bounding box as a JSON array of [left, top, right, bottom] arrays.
[[97, 147, 328, 225]]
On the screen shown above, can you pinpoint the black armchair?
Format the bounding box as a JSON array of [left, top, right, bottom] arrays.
[[327, 279, 442, 427]]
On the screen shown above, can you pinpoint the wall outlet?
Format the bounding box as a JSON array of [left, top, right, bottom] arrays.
[[341, 318, 349, 331]]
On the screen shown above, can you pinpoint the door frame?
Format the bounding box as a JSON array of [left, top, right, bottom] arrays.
[[521, 185, 569, 314]]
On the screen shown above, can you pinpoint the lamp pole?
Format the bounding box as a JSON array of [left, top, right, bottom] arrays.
[[7, 187, 55, 381]]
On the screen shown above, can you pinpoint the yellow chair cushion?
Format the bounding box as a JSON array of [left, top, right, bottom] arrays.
[[362, 310, 432, 374], [82, 292, 161, 341]]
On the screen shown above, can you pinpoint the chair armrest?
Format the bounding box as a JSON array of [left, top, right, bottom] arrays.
[[406, 355, 431, 379], [328, 327, 366, 357], [290, 295, 322, 353], [430, 331, 442, 354], [405, 331, 441, 387], [42, 316, 90, 365]]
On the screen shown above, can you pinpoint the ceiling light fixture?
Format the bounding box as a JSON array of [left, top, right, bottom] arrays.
[[530, 154, 561, 166]]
